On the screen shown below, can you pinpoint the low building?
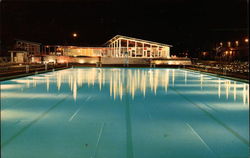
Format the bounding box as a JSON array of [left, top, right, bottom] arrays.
[[214, 39, 249, 61], [8, 39, 41, 63], [9, 35, 191, 65], [43, 35, 172, 58]]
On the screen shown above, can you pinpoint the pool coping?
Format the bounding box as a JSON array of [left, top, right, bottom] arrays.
[[183, 68, 249, 83], [0, 67, 69, 82]]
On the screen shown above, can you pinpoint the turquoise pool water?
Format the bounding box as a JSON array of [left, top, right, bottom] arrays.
[[1, 68, 249, 158]]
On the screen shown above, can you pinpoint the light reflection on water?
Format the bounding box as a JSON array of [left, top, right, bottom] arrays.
[[47, 68, 249, 103], [2, 68, 249, 104]]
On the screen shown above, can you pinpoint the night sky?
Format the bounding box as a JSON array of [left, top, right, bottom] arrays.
[[0, 0, 249, 55]]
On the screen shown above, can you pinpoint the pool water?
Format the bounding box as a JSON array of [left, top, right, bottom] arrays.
[[1, 68, 249, 158]]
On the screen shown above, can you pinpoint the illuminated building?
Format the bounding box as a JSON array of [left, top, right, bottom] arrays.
[[105, 35, 171, 58], [215, 38, 249, 61], [8, 35, 192, 65], [8, 39, 41, 63], [43, 35, 172, 58]]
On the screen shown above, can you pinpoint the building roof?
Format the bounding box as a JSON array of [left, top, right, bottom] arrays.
[[8, 50, 28, 53], [43, 45, 113, 49], [15, 39, 42, 45], [105, 35, 173, 47]]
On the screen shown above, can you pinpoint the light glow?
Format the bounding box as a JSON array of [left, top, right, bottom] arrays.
[[79, 60, 85, 64], [73, 33, 77, 37], [244, 38, 249, 43], [235, 41, 239, 46]]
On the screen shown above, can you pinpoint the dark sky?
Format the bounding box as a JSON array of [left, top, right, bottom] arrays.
[[0, 0, 249, 53]]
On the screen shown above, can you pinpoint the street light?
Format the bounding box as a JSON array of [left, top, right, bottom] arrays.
[[73, 33, 78, 38], [235, 41, 239, 46], [72, 33, 78, 45], [244, 38, 249, 43]]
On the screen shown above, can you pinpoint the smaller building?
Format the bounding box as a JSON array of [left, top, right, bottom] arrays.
[[8, 39, 41, 63], [214, 39, 249, 61]]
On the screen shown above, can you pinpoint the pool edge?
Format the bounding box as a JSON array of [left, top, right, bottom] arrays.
[[0, 67, 69, 82], [184, 68, 249, 83]]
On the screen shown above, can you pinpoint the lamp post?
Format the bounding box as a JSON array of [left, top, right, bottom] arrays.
[[72, 33, 78, 45], [235, 41, 239, 47], [73, 33, 77, 38], [71, 32, 79, 45], [244, 38, 249, 43]]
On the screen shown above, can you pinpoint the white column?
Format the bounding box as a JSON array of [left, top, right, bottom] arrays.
[[114, 42, 116, 57], [115, 40, 117, 57], [154, 46, 156, 58], [113, 42, 115, 57], [150, 45, 152, 58], [166, 47, 170, 58], [157, 46, 159, 57], [110, 42, 112, 57], [11, 52, 14, 62], [119, 39, 121, 57], [142, 43, 144, 57], [127, 40, 129, 57], [135, 41, 137, 57], [112, 42, 114, 57]]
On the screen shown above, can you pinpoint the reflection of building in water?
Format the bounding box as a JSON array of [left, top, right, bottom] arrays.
[[33, 77, 37, 88], [218, 79, 221, 98], [49, 69, 172, 100], [172, 69, 175, 86], [184, 71, 187, 84], [57, 72, 62, 91], [200, 74, 203, 89], [39, 69, 249, 103], [216, 78, 249, 104], [242, 83, 249, 104], [233, 81, 236, 101], [46, 76, 50, 92]]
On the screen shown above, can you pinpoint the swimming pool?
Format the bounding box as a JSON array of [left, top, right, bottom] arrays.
[[1, 68, 249, 158]]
